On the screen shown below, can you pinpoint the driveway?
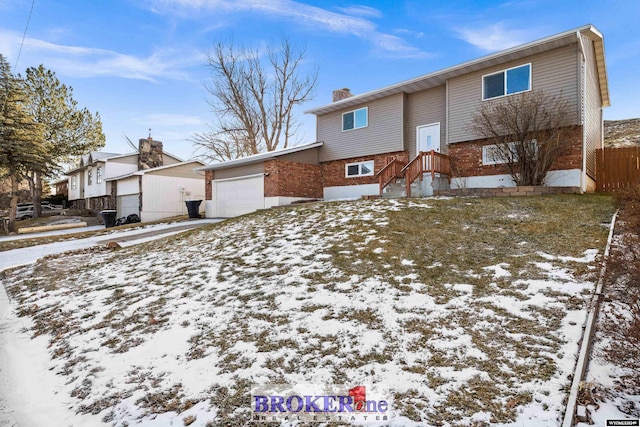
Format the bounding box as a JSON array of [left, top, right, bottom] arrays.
[[0, 218, 223, 426]]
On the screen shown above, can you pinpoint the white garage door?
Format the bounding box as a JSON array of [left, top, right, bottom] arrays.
[[118, 194, 139, 218], [214, 175, 264, 217]]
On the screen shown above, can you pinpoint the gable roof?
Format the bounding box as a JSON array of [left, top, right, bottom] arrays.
[[196, 141, 324, 171], [305, 24, 609, 116], [66, 150, 185, 174], [105, 160, 206, 181]]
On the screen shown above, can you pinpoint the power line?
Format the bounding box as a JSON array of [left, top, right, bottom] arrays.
[[15, 0, 36, 70]]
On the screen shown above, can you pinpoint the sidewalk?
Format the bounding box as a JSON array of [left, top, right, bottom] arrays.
[[0, 218, 222, 272]]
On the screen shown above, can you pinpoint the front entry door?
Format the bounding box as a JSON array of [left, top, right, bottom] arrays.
[[417, 123, 441, 154]]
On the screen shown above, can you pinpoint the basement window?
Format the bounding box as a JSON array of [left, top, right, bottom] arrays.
[[342, 107, 368, 131], [483, 63, 531, 100], [345, 160, 374, 177], [482, 141, 537, 165]]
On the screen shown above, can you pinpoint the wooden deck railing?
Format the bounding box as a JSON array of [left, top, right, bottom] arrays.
[[376, 157, 406, 195], [402, 150, 452, 197]]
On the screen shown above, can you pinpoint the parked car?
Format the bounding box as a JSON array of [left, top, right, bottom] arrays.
[[16, 204, 63, 220]]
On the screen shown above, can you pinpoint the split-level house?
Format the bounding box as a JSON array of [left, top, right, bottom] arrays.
[[67, 138, 206, 221], [199, 24, 609, 218]]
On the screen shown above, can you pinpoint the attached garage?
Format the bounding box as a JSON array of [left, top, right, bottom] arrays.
[[213, 174, 264, 217], [198, 142, 324, 218]]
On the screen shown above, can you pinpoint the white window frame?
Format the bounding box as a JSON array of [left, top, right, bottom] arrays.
[[482, 63, 532, 101], [345, 160, 375, 178], [482, 140, 538, 165], [70, 176, 77, 190], [97, 166, 102, 184], [342, 107, 368, 132], [87, 168, 93, 186]]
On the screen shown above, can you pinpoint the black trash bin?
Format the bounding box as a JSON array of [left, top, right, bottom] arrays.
[[185, 200, 202, 219], [100, 210, 118, 228]]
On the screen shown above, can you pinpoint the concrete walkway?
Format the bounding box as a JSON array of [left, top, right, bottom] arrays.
[[0, 219, 222, 271], [0, 218, 223, 427]]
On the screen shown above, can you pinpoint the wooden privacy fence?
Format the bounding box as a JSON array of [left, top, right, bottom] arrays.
[[596, 146, 640, 192]]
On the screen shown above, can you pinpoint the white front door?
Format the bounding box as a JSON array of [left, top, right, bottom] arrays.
[[417, 123, 441, 154]]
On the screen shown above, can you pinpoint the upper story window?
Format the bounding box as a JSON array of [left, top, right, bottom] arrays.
[[87, 169, 93, 186], [345, 160, 374, 177], [342, 107, 368, 131], [483, 64, 531, 100], [70, 176, 77, 190], [97, 166, 103, 184]]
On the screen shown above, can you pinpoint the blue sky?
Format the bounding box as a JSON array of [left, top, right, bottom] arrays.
[[0, 0, 639, 161]]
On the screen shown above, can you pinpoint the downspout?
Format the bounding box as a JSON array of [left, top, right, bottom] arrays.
[[445, 79, 449, 148], [577, 31, 588, 193]]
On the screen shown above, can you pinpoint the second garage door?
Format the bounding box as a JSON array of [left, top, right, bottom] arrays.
[[117, 194, 140, 218], [214, 174, 264, 217]]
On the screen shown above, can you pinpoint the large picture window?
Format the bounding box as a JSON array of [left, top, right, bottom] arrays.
[[483, 64, 531, 100], [345, 160, 374, 177], [342, 107, 368, 131]]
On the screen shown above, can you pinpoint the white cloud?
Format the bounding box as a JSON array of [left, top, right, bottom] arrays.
[[455, 22, 531, 52], [145, 0, 430, 59], [394, 28, 425, 39], [0, 29, 204, 81], [335, 5, 383, 19]]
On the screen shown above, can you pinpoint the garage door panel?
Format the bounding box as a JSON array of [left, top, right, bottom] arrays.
[[214, 175, 264, 217], [118, 195, 139, 218]]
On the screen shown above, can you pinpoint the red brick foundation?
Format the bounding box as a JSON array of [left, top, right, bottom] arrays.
[[264, 160, 323, 198], [322, 151, 409, 188], [448, 125, 583, 178], [205, 170, 214, 200]]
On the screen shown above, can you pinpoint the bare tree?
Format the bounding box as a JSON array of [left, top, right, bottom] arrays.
[[470, 89, 574, 186], [193, 38, 318, 162]]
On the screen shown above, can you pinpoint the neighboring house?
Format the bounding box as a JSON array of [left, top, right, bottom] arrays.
[[106, 160, 206, 222], [67, 138, 205, 221], [52, 178, 68, 198], [199, 24, 609, 217]]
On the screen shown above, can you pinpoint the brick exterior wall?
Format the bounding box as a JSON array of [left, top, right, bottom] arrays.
[[449, 125, 583, 178], [322, 151, 409, 188], [205, 170, 214, 200], [264, 160, 323, 198]]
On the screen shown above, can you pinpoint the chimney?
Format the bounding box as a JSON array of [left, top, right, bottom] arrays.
[[138, 137, 164, 170], [332, 88, 353, 102]]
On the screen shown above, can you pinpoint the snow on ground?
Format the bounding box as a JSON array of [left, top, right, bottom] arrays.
[[0, 197, 614, 426]]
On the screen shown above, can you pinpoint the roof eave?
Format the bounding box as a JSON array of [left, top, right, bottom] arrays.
[[196, 141, 324, 171], [305, 24, 597, 116]]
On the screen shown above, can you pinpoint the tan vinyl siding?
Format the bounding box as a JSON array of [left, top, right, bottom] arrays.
[[162, 154, 181, 165], [110, 154, 138, 165], [279, 147, 320, 164], [148, 162, 205, 178], [214, 162, 265, 179], [448, 43, 580, 144], [404, 85, 447, 159], [582, 35, 602, 178], [317, 93, 404, 162]]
